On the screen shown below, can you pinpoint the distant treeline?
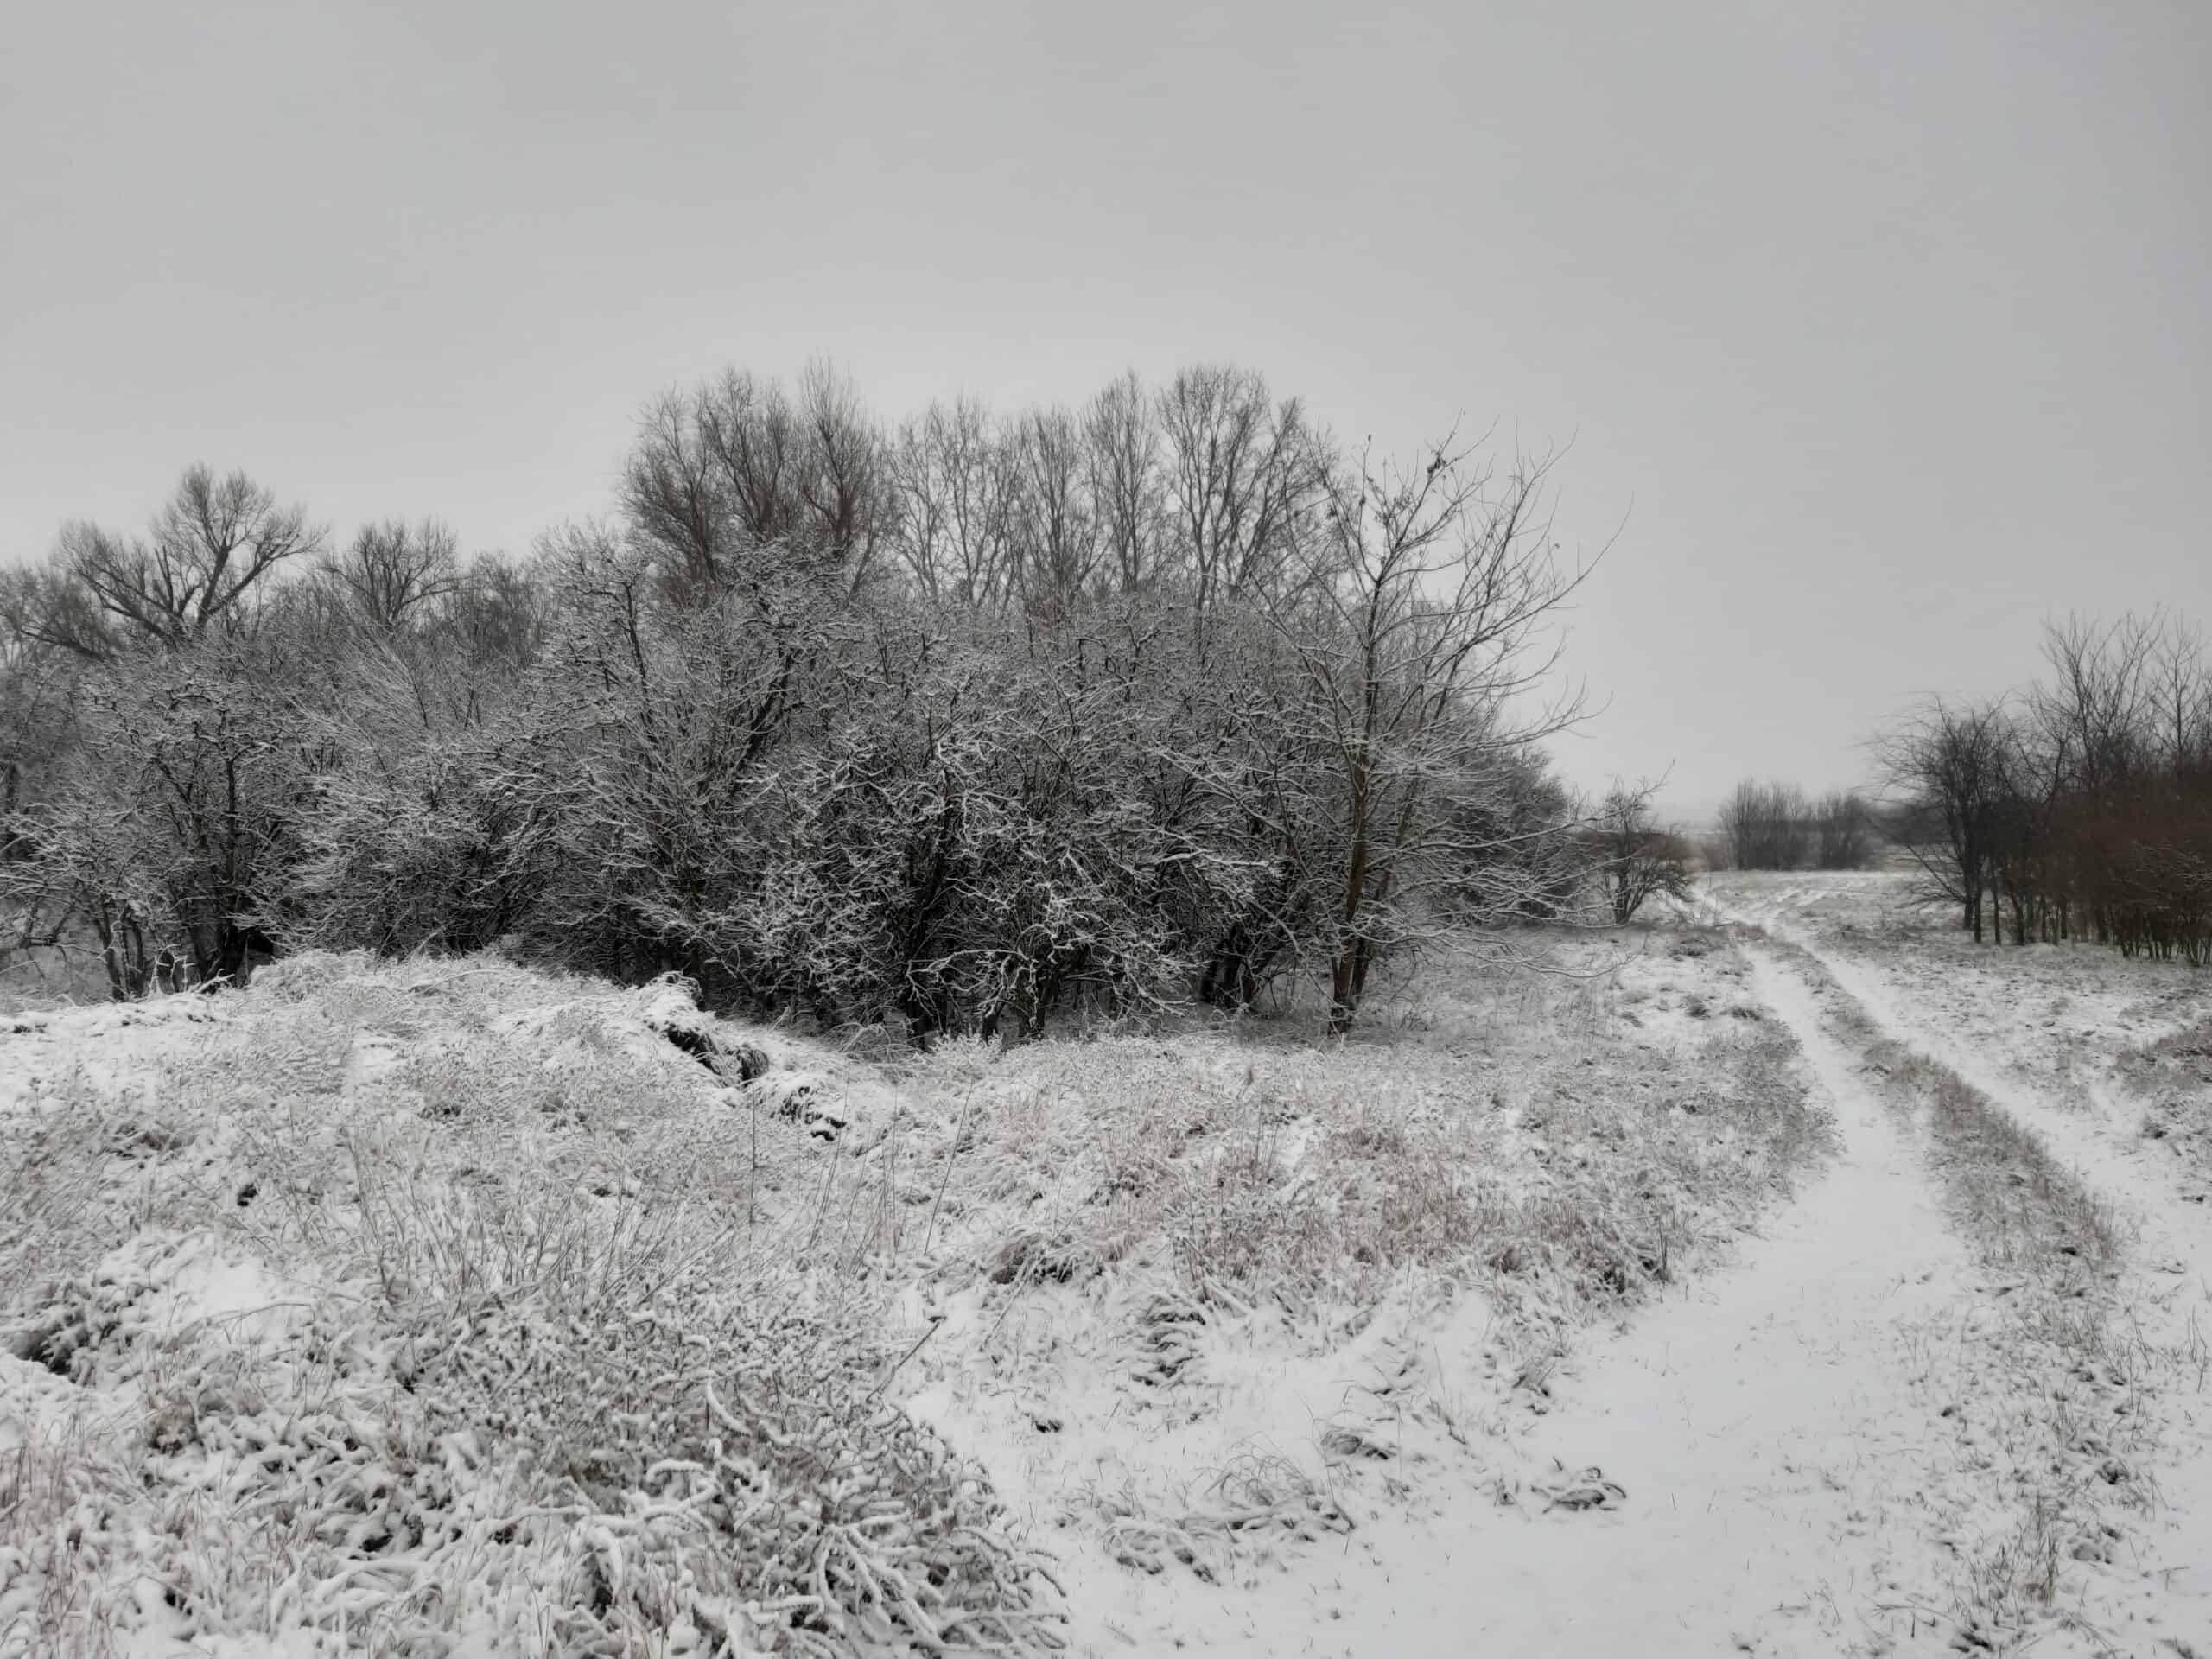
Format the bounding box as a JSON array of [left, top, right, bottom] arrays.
[[0, 363, 1600, 1036], [1881, 614, 2212, 962], [1702, 782, 1882, 872]]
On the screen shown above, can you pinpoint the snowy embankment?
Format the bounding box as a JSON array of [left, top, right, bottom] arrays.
[[2, 931, 1816, 1657]]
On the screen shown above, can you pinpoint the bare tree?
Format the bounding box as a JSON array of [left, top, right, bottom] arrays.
[[442, 553, 548, 673], [14, 362, 1614, 1024], [624, 362, 886, 599], [1719, 779, 1811, 871], [1877, 697, 2016, 943], [2148, 617, 2211, 776], [0, 589, 92, 858], [624, 388, 733, 592], [1083, 371, 1165, 594], [3, 631, 314, 993], [2026, 613, 2212, 956], [1267, 436, 1589, 1033], [907, 397, 1021, 616], [2, 556, 118, 662], [327, 518, 461, 632], [2034, 613, 2160, 798], [1810, 789, 1878, 869], [1158, 365, 1332, 619], [1008, 404, 1099, 614], [696, 370, 805, 554], [60, 466, 322, 648], [1589, 779, 1694, 923], [791, 359, 887, 589], [1872, 615, 2211, 958]]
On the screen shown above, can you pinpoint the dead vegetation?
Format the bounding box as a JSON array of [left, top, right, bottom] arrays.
[[0, 957, 1060, 1658], [2120, 1016, 2212, 1195], [909, 931, 1823, 1346]]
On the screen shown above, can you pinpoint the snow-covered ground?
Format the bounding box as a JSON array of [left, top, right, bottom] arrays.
[[3, 883, 2208, 1656], [1720, 873, 2212, 1654]]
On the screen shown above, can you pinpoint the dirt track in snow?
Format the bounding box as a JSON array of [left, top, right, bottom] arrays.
[[1734, 881, 2212, 1653], [1214, 942, 1980, 1656], [1186, 882, 2212, 1657]]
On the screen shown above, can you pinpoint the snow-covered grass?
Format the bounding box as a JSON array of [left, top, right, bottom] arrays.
[[2120, 1017, 2212, 1193], [1, 957, 1056, 1658], [1, 929, 1820, 1657]]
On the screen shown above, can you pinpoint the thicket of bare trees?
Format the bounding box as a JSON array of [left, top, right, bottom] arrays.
[[1715, 780, 1878, 871], [1881, 614, 2212, 961], [1, 363, 1600, 1036]]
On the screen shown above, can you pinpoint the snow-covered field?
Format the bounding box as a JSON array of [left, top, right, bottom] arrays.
[[3, 878, 2208, 1656]]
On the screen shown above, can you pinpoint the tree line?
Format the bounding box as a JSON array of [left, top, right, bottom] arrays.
[[1, 362, 1609, 1036], [1708, 782, 1881, 872], [1881, 613, 2212, 961]]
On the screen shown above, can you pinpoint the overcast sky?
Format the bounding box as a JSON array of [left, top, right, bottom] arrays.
[[3, 1, 2205, 817]]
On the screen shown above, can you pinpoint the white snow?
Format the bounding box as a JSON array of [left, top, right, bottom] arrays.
[[1016, 942, 1980, 1656], [1732, 874, 2212, 1641]]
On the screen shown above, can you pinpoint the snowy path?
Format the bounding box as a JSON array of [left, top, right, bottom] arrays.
[[1430, 947, 1973, 1656], [1745, 893, 2212, 1637], [1166, 945, 1976, 1657]]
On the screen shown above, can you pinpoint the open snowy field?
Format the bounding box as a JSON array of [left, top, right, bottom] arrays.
[[3, 875, 2209, 1657]]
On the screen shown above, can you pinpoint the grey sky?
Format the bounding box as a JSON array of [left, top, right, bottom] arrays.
[[4, 1, 2205, 818]]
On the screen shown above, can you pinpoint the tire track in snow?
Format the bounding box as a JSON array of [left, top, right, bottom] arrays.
[[1746, 895, 2212, 1646], [1188, 944, 1979, 1657], [1449, 944, 1980, 1656]]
